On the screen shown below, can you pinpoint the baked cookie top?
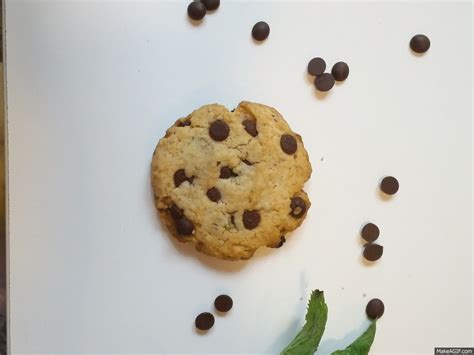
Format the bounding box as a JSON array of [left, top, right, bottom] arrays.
[[151, 101, 312, 260]]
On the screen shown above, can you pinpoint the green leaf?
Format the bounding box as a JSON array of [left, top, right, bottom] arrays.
[[331, 321, 377, 355], [281, 290, 328, 355]]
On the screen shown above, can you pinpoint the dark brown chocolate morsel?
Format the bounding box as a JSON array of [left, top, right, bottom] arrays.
[[308, 57, 326, 76], [280, 134, 297, 155], [202, 0, 220, 11], [314, 73, 335, 92], [242, 159, 253, 166], [176, 217, 194, 236], [331, 62, 349, 81], [290, 197, 307, 218], [168, 204, 183, 220], [380, 176, 399, 195], [177, 119, 191, 127], [363, 243, 383, 261], [214, 294, 233, 312], [410, 34, 430, 53], [206, 187, 221, 202], [209, 120, 230, 141], [252, 21, 270, 41], [220, 166, 237, 179], [195, 312, 214, 331], [174, 169, 188, 187], [361, 223, 380, 242], [187, 1, 206, 21], [366, 298, 385, 319], [243, 119, 258, 137], [243, 210, 261, 229], [275, 236, 286, 248]]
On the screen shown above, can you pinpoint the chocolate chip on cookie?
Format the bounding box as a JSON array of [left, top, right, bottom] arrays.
[[290, 197, 307, 218], [243, 119, 258, 137], [243, 210, 261, 229], [275, 236, 286, 248], [242, 159, 253, 166], [206, 187, 221, 202], [280, 134, 297, 155], [176, 118, 191, 127], [176, 217, 195, 236], [209, 119, 230, 141], [168, 204, 184, 220], [220, 166, 237, 179], [174, 169, 189, 187]]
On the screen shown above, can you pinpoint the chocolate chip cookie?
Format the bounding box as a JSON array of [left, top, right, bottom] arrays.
[[151, 101, 312, 260]]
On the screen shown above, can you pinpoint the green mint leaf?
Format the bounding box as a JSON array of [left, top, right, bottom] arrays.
[[331, 321, 377, 355], [281, 290, 328, 355]]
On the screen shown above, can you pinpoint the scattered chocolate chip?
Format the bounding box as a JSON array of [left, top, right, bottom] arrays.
[[195, 312, 214, 331], [252, 21, 270, 41], [331, 62, 349, 81], [209, 119, 230, 141], [363, 243, 383, 261], [187, 1, 206, 21], [242, 159, 253, 166], [314, 73, 335, 92], [280, 134, 297, 155], [380, 176, 399, 195], [361, 223, 380, 242], [177, 119, 191, 127], [243, 210, 261, 229], [174, 169, 188, 187], [410, 34, 430, 54], [214, 294, 233, 312], [168, 204, 183, 220], [307, 57, 326, 76], [366, 298, 385, 319], [243, 119, 258, 137], [202, 0, 220, 11], [176, 217, 194, 236], [290, 197, 307, 218], [275, 236, 286, 248], [206, 187, 221, 202], [220, 166, 237, 179]]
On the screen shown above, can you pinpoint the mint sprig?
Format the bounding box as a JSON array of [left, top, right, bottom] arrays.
[[332, 321, 377, 355], [281, 290, 328, 355]]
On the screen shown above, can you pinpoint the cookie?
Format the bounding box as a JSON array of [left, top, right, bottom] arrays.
[[151, 102, 312, 260]]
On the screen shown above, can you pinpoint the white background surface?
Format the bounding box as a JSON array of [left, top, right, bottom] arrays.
[[5, 1, 473, 354]]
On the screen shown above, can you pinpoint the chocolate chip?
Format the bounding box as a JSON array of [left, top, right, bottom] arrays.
[[410, 34, 430, 53], [195, 312, 214, 331], [363, 243, 383, 261], [280, 134, 297, 155], [290, 197, 307, 218], [168, 204, 183, 220], [174, 169, 188, 187], [252, 21, 270, 41], [380, 176, 399, 195], [176, 217, 194, 236], [202, 0, 220, 11], [220, 166, 237, 179], [209, 120, 230, 141], [366, 298, 385, 319], [243, 210, 261, 229], [331, 62, 349, 82], [314, 73, 335, 92], [187, 1, 206, 21], [214, 294, 233, 312], [361, 223, 380, 242], [307, 57, 326, 76], [206, 187, 221, 202], [242, 159, 253, 166], [243, 119, 258, 137], [275, 236, 286, 248], [177, 119, 191, 127]]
